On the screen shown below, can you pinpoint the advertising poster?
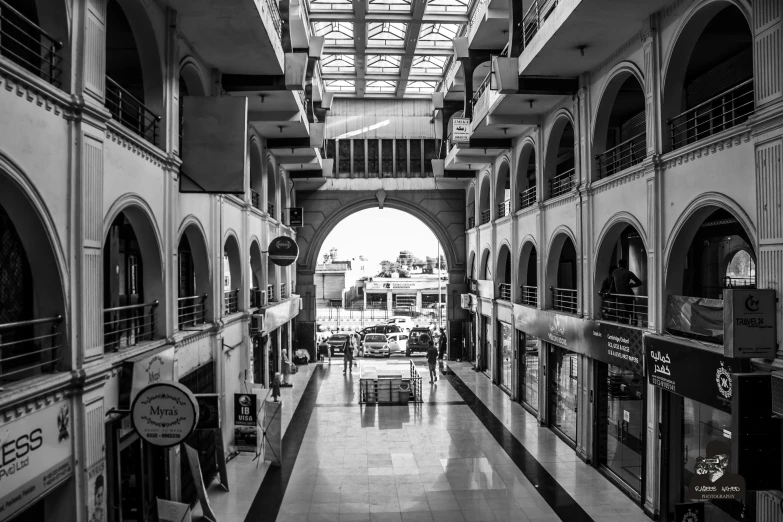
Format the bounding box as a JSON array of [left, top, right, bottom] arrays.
[[234, 393, 258, 452], [0, 399, 73, 522], [86, 461, 106, 522]]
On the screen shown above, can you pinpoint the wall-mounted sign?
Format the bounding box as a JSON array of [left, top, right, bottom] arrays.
[[268, 236, 299, 267], [195, 394, 220, 431], [289, 207, 303, 227], [131, 382, 199, 447], [0, 399, 73, 522], [119, 346, 175, 410], [452, 118, 470, 143], [724, 288, 776, 358]]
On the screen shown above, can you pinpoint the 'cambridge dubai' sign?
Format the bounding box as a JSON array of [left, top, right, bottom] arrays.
[[268, 236, 299, 267], [131, 382, 199, 448], [0, 399, 73, 522]]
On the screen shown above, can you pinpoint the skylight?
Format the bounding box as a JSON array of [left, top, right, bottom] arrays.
[[366, 80, 397, 93], [418, 24, 460, 47], [367, 23, 407, 47], [368, 0, 412, 12], [322, 54, 356, 74], [426, 0, 470, 13], [310, 0, 353, 11], [411, 55, 449, 75], [314, 22, 354, 46], [366, 55, 402, 74], [406, 80, 438, 94], [325, 79, 356, 92]]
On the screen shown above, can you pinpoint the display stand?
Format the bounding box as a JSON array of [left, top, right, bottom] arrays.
[[264, 399, 282, 466]]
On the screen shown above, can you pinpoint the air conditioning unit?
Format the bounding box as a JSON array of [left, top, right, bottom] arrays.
[[771, 371, 783, 418], [250, 314, 265, 335]]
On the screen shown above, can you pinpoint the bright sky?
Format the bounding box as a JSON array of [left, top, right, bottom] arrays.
[[318, 208, 443, 265]]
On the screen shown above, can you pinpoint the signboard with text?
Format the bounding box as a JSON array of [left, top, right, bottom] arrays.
[[289, 208, 303, 227], [131, 382, 199, 447], [724, 288, 776, 358], [0, 399, 73, 522], [452, 118, 471, 143], [234, 393, 258, 452]]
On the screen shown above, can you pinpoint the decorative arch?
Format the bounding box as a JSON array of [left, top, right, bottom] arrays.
[[176, 216, 212, 322], [480, 247, 492, 280], [515, 138, 537, 211], [496, 241, 512, 285], [249, 238, 263, 292], [543, 110, 577, 198], [545, 226, 578, 305], [266, 155, 277, 219], [494, 158, 512, 218], [590, 61, 645, 145], [249, 136, 264, 201], [468, 250, 476, 280], [663, 192, 756, 298], [176, 214, 212, 276], [179, 56, 208, 96], [466, 184, 476, 227], [478, 171, 492, 225], [517, 237, 539, 305], [223, 230, 242, 310]]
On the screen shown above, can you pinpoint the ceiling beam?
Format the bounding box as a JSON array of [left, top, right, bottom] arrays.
[[323, 73, 444, 82], [394, 0, 428, 98], [324, 45, 454, 56], [310, 12, 468, 23], [353, 0, 367, 97]]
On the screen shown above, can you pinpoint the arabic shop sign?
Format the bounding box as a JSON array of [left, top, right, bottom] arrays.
[[131, 382, 199, 447], [0, 399, 74, 522], [452, 118, 470, 143], [724, 288, 776, 359], [645, 335, 751, 412]]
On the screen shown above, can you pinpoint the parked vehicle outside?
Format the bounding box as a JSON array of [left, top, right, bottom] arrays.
[[326, 333, 351, 356], [363, 333, 391, 358], [384, 316, 416, 331], [385, 332, 409, 355], [406, 328, 432, 356]]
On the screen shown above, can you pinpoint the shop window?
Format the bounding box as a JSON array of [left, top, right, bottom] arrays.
[[179, 361, 217, 505]]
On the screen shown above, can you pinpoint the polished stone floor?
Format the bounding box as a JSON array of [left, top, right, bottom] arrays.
[[202, 358, 650, 522]]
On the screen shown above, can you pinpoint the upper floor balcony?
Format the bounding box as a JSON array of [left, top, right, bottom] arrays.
[[0, 0, 63, 89]]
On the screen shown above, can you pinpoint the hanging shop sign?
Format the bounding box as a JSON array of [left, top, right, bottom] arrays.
[[131, 382, 199, 447], [118, 345, 175, 410], [194, 394, 221, 431], [0, 398, 73, 522], [512, 304, 644, 375], [234, 393, 259, 453], [268, 236, 299, 266], [645, 334, 751, 412], [289, 207, 304, 227], [723, 288, 776, 359], [452, 118, 471, 143]]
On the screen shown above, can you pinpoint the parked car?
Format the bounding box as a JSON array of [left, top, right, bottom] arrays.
[[326, 333, 351, 356], [384, 316, 416, 331], [363, 333, 391, 358], [406, 328, 432, 356], [385, 332, 409, 356]]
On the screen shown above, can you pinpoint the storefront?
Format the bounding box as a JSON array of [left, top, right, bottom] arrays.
[[516, 331, 540, 414], [647, 334, 751, 522], [257, 297, 300, 386], [480, 314, 491, 375], [498, 321, 513, 394], [179, 361, 217, 505], [548, 343, 579, 445]]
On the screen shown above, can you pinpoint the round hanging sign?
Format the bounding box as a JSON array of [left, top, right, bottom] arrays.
[[131, 382, 199, 447], [268, 236, 299, 267]]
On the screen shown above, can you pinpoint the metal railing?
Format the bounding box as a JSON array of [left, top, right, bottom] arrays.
[[250, 287, 263, 308], [0, 0, 63, 87], [520, 285, 537, 306], [410, 359, 423, 403], [723, 276, 755, 288], [250, 189, 262, 211], [518, 0, 559, 50], [266, 0, 282, 39], [267, 201, 275, 217], [548, 168, 575, 198], [105, 76, 161, 146], [668, 79, 754, 151], [498, 200, 511, 218], [468, 216, 476, 229], [520, 186, 536, 209], [480, 208, 491, 225], [280, 282, 287, 299], [0, 315, 63, 383], [104, 301, 158, 352], [595, 131, 646, 179], [601, 293, 648, 328], [550, 287, 577, 314], [224, 289, 239, 314], [178, 294, 207, 328], [268, 284, 275, 302], [498, 283, 512, 301], [471, 71, 491, 112]]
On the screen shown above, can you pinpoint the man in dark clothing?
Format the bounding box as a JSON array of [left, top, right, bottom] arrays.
[[612, 259, 643, 324], [426, 341, 438, 383], [343, 338, 354, 374], [438, 328, 447, 360], [600, 265, 617, 321]]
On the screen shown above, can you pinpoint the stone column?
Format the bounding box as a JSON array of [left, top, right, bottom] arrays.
[[416, 290, 423, 309]]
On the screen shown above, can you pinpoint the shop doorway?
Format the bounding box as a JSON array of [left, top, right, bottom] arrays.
[[179, 361, 217, 505], [481, 315, 491, 376], [269, 330, 279, 385], [518, 331, 540, 414], [596, 362, 645, 499], [498, 321, 513, 394], [547, 343, 578, 445]]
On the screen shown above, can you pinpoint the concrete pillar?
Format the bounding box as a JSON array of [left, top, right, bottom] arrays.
[[416, 290, 422, 309], [387, 289, 393, 311]]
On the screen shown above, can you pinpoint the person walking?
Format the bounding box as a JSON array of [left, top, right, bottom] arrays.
[[612, 259, 643, 324], [352, 331, 360, 366], [343, 338, 354, 375], [438, 328, 447, 360], [319, 337, 331, 364], [426, 340, 439, 383]]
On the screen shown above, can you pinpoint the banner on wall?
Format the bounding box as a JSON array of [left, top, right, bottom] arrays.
[[85, 461, 106, 522], [0, 399, 74, 522]]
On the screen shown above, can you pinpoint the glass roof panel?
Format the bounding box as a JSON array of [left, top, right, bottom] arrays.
[[313, 21, 354, 46], [418, 23, 460, 47], [366, 80, 397, 93], [325, 79, 356, 92], [367, 22, 407, 47], [368, 0, 411, 12], [406, 80, 438, 94], [310, 0, 353, 11], [322, 54, 355, 73], [411, 55, 449, 75], [426, 0, 469, 13], [366, 55, 402, 74]]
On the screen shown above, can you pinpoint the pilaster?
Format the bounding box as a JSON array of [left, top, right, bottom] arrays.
[[642, 18, 662, 156]]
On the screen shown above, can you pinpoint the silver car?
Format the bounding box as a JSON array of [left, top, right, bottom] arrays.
[[363, 333, 391, 358]]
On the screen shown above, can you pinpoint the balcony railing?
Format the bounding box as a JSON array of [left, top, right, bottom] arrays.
[[0, 0, 63, 87], [518, 0, 559, 51], [267, 201, 275, 217], [104, 301, 158, 352], [480, 208, 491, 225], [250, 189, 262, 211], [468, 216, 476, 229], [471, 72, 491, 113], [498, 283, 512, 301], [549, 168, 575, 198], [668, 79, 754, 151], [268, 284, 275, 302], [595, 131, 646, 179], [266, 0, 282, 40], [280, 282, 287, 299], [601, 293, 648, 328], [224, 289, 239, 315], [178, 294, 207, 328], [0, 315, 63, 383], [497, 200, 511, 218], [250, 287, 263, 308], [519, 186, 536, 210], [105, 76, 161, 146], [520, 285, 537, 306], [550, 287, 577, 314], [723, 276, 755, 288]]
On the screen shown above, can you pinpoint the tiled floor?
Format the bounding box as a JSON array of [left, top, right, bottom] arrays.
[[198, 358, 651, 521]]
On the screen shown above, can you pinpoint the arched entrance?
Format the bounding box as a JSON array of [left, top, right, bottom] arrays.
[[250, 240, 263, 307], [478, 173, 491, 225], [495, 161, 511, 218], [177, 221, 211, 326], [466, 185, 476, 229], [223, 234, 241, 314], [496, 244, 511, 301], [516, 142, 536, 211], [544, 115, 576, 199], [266, 158, 277, 219], [546, 233, 578, 313], [518, 241, 537, 306]]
